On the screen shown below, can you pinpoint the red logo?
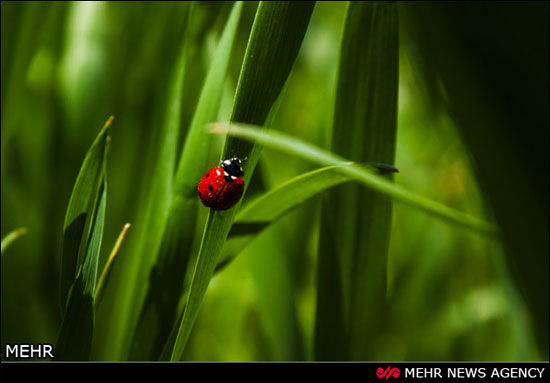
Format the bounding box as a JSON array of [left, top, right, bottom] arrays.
[[376, 366, 400, 380]]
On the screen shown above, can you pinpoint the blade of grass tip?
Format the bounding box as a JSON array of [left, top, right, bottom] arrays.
[[56, 118, 111, 360], [129, 1, 243, 361], [104, 4, 191, 361], [170, 1, 315, 361], [1, 227, 28, 255], [316, 2, 399, 360], [94, 223, 131, 308], [210, 123, 498, 236], [60, 115, 113, 310]]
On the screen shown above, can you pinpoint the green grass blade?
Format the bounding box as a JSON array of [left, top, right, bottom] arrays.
[[214, 164, 396, 271], [1, 227, 27, 255], [59, 116, 112, 309], [317, 2, 399, 360], [94, 223, 131, 308], [244, 222, 305, 360], [56, 183, 106, 360], [215, 166, 352, 271], [56, 119, 110, 360], [211, 123, 497, 236], [170, 1, 315, 361], [236, 166, 351, 226], [103, 5, 191, 360], [129, 2, 243, 361], [174, 2, 244, 194], [55, 275, 94, 360]]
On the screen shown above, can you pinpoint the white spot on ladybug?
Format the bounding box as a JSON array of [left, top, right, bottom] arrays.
[[224, 171, 229, 177], [231, 176, 236, 180]]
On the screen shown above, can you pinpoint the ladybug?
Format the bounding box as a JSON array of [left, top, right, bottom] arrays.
[[198, 156, 245, 211]]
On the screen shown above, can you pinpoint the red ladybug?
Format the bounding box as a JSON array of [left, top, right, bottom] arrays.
[[198, 156, 245, 211]]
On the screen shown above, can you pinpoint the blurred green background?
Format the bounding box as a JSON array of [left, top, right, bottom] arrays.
[[1, 1, 548, 361]]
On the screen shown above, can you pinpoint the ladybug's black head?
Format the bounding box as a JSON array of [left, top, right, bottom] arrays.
[[221, 156, 244, 177]]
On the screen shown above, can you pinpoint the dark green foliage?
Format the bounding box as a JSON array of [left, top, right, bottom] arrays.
[[402, 2, 549, 357]]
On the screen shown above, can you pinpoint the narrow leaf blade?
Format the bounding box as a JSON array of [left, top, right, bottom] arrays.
[[102, 4, 191, 360], [56, 123, 110, 360], [317, 2, 399, 360], [94, 223, 131, 308], [60, 116, 112, 308], [215, 166, 352, 271], [129, 2, 243, 361], [211, 123, 498, 235], [170, 1, 315, 361]]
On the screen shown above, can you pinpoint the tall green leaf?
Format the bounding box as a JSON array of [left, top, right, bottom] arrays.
[[101, 4, 191, 360], [56, 117, 111, 360], [170, 1, 315, 361], [316, 1, 399, 360], [129, 2, 243, 360]]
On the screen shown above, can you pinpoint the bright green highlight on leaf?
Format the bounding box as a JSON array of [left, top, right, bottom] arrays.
[[94, 223, 131, 307], [1, 227, 27, 255]]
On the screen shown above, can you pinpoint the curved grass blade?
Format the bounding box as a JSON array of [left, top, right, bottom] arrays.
[[236, 166, 351, 226], [214, 166, 352, 272], [170, 1, 315, 361], [215, 163, 399, 273], [1, 227, 27, 256], [232, 161, 395, 233], [94, 223, 131, 308], [129, 2, 243, 361], [210, 123, 498, 236], [56, 118, 111, 360], [215, 162, 398, 270]]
